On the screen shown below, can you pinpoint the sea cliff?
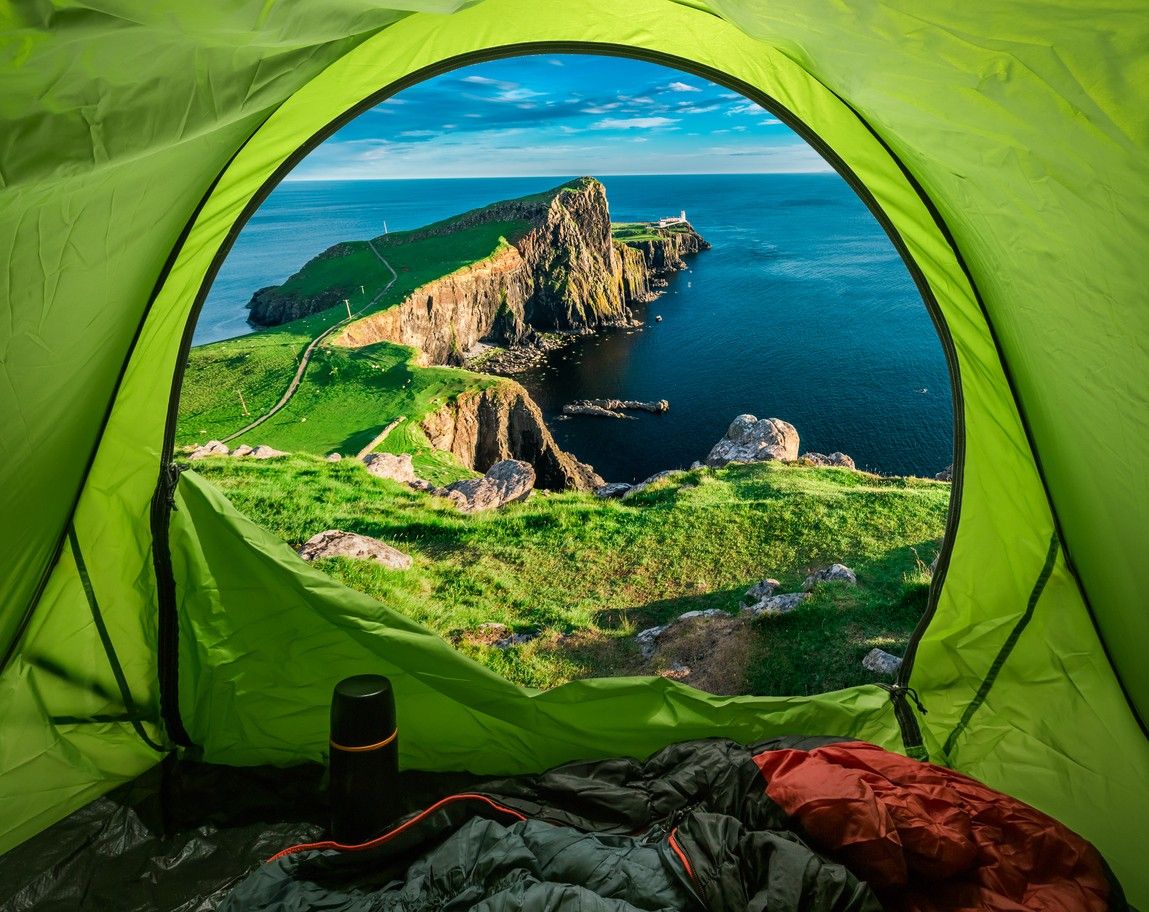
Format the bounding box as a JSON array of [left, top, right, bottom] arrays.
[[249, 177, 708, 369]]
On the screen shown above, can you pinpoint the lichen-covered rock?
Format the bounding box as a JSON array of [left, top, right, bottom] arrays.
[[595, 482, 633, 499], [326, 453, 342, 462], [250, 444, 287, 459], [230, 444, 254, 457], [444, 459, 535, 512], [935, 464, 953, 482], [297, 530, 412, 569], [362, 452, 420, 484], [705, 415, 799, 467], [635, 625, 668, 659], [743, 592, 809, 617], [802, 564, 858, 591], [862, 648, 903, 677], [799, 451, 856, 469], [743, 579, 781, 603], [188, 440, 229, 459]]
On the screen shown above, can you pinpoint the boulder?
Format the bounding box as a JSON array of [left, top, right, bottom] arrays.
[[250, 444, 288, 459], [743, 579, 781, 603], [594, 482, 633, 499], [188, 440, 229, 459], [935, 464, 953, 482], [802, 563, 858, 590], [297, 529, 412, 570], [635, 624, 668, 659], [445, 459, 535, 512], [326, 453, 342, 462], [743, 592, 809, 617], [862, 648, 903, 677], [363, 452, 419, 484], [799, 451, 856, 469], [230, 444, 254, 457], [705, 415, 799, 467]]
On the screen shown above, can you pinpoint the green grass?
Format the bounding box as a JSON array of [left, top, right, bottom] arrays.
[[187, 456, 948, 693], [177, 219, 528, 448], [219, 340, 499, 463]]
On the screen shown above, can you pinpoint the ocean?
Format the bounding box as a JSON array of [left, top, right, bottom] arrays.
[[196, 174, 953, 481]]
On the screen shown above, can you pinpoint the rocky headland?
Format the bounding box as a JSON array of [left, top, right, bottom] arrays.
[[240, 178, 706, 493], [248, 178, 709, 368]]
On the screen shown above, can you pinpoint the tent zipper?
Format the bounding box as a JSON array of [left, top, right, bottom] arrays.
[[151, 460, 192, 747]]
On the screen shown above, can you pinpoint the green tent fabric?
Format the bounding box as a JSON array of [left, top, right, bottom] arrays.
[[2, 0, 1146, 903]]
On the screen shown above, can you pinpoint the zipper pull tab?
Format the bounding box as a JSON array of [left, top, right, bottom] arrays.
[[891, 683, 927, 715], [904, 686, 927, 715]]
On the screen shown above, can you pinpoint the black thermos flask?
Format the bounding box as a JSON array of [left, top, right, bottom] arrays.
[[329, 674, 400, 844]]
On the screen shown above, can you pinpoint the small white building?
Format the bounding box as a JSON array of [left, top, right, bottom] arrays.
[[657, 210, 687, 228]]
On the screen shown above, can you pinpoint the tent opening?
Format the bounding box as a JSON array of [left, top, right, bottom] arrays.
[[170, 51, 957, 701]]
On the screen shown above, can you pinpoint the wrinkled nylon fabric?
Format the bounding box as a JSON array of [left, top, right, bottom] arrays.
[[1, 1, 1147, 905], [755, 742, 1114, 912]]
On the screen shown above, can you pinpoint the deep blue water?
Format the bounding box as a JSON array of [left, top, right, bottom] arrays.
[[197, 174, 953, 480]]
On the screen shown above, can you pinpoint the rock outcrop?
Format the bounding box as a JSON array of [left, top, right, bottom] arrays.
[[297, 529, 412, 569], [362, 452, 420, 484], [706, 415, 800, 467], [862, 648, 903, 677], [802, 564, 858, 590], [422, 381, 603, 491], [743, 592, 809, 617], [562, 398, 668, 418], [443, 459, 535, 512], [620, 228, 709, 273], [799, 451, 856, 469]]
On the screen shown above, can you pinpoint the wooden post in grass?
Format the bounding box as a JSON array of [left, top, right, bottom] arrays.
[[237, 388, 250, 416], [344, 298, 352, 319]]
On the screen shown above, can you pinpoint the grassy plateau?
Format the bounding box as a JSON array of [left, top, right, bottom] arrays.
[[187, 454, 948, 694]]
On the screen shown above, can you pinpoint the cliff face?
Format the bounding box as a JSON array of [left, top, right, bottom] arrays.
[[334, 244, 531, 365], [422, 381, 604, 491], [622, 229, 711, 274], [330, 177, 657, 358]]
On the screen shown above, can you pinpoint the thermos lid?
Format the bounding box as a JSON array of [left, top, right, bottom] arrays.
[[330, 674, 396, 748]]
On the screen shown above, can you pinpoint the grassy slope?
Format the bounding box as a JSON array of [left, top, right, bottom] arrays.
[[177, 220, 528, 451], [188, 455, 948, 693], [612, 221, 696, 243]]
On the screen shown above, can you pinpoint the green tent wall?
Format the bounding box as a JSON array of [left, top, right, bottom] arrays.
[[2, 0, 1147, 902]]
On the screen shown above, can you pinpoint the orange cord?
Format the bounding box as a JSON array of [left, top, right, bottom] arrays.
[[329, 728, 397, 752]]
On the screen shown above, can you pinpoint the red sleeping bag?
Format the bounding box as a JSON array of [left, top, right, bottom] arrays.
[[755, 741, 1112, 912]]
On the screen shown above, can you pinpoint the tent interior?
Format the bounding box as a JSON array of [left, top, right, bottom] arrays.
[[1, 1, 1147, 908]]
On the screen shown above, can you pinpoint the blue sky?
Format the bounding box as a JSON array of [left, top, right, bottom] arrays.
[[289, 55, 833, 180]]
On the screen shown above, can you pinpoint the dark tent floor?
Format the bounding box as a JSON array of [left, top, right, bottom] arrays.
[[0, 738, 1130, 912]]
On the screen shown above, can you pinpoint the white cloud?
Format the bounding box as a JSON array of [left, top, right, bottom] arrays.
[[461, 74, 517, 90], [679, 104, 721, 115], [666, 80, 701, 92], [547, 58, 565, 66], [727, 102, 777, 118], [399, 130, 438, 138], [590, 116, 679, 130]]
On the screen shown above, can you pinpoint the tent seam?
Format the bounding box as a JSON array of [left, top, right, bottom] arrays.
[[941, 532, 1059, 759], [67, 526, 168, 754]]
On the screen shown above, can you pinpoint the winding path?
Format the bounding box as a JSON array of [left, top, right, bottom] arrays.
[[222, 240, 397, 443]]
